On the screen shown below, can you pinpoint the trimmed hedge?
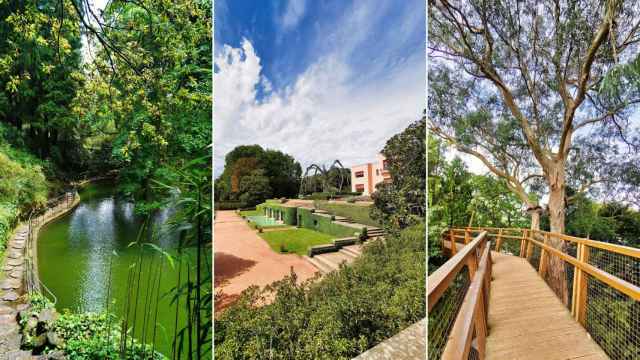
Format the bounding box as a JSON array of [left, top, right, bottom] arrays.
[[297, 207, 362, 238], [257, 203, 297, 225], [314, 201, 380, 227]]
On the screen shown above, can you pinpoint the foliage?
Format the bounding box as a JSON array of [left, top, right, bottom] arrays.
[[217, 145, 302, 203], [215, 224, 426, 359], [215, 201, 248, 210], [238, 170, 273, 207], [371, 116, 425, 230], [259, 228, 334, 255]]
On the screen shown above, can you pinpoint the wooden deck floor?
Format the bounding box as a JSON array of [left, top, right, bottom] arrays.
[[486, 252, 609, 360]]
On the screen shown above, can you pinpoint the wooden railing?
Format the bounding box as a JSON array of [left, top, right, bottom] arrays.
[[440, 227, 640, 360], [428, 231, 492, 359]]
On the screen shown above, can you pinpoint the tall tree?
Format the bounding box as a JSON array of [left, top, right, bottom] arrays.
[[429, 0, 640, 301]]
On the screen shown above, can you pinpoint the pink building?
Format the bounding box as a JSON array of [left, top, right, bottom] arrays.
[[350, 154, 391, 195]]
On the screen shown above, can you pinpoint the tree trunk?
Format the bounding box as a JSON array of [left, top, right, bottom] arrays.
[[529, 208, 541, 231], [545, 163, 569, 306]]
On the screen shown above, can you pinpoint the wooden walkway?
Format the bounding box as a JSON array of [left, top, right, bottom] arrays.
[[486, 252, 608, 360]]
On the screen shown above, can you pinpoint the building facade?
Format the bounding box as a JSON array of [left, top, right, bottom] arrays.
[[350, 154, 391, 195]]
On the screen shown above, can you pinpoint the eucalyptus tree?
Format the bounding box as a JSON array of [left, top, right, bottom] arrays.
[[429, 0, 640, 301]]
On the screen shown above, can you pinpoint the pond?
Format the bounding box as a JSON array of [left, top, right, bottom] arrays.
[[37, 181, 204, 358]]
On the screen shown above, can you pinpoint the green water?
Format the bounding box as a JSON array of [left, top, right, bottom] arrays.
[[246, 215, 283, 226], [37, 182, 200, 358]]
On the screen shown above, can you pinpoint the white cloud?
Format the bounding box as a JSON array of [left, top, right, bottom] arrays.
[[279, 0, 307, 31], [213, 38, 424, 176]]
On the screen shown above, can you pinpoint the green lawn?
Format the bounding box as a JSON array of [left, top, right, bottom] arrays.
[[239, 209, 261, 217], [259, 228, 334, 255]]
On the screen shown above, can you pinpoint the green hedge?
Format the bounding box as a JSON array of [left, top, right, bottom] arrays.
[[0, 203, 18, 254], [257, 203, 297, 225], [297, 207, 362, 238], [314, 201, 380, 227]]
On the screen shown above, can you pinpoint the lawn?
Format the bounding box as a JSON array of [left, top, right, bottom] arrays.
[[259, 228, 334, 255], [239, 209, 261, 217]]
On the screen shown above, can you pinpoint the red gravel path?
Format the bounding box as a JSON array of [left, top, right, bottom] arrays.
[[214, 211, 317, 312]]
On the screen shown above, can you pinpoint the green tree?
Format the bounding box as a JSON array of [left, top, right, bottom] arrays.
[[239, 170, 273, 207], [371, 115, 426, 229]]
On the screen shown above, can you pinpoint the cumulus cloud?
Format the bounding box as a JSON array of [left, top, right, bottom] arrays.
[[213, 37, 424, 176]]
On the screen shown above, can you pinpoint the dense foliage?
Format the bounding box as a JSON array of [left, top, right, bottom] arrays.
[[215, 223, 425, 359], [215, 145, 302, 205], [371, 115, 426, 229]]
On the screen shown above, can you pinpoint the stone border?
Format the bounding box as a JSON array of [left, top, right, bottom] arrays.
[[352, 318, 426, 359]]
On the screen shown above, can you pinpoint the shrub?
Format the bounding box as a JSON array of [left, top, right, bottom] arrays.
[[215, 223, 426, 358], [215, 201, 248, 210], [313, 201, 380, 227]]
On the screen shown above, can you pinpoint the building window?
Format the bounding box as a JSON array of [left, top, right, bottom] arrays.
[[355, 184, 365, 192], [355, 171, 365, 178], [382, 160, 388, 170], [376, 169, 379, 175]]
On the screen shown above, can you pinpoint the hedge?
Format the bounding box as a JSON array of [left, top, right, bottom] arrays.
[[313, 201, 381, 227], [257, 203, 297, 225], [297, 207, 362, 238]]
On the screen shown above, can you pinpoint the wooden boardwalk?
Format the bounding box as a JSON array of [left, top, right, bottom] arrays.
[[486, 252, 609, 360]]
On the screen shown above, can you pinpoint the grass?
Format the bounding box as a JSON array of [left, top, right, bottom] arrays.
[[259, 228, 334, 255], [313, 201, 380, 227], [239, 209, 261, 217]]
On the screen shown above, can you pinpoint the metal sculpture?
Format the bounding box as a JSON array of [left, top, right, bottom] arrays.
[[299, 160, 346, 196]]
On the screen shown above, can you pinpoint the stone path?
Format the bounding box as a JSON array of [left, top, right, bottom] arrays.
[[0, 226, 27, 358], [354, 318, 426, 359]]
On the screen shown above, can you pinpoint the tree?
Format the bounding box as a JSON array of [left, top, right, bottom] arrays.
[[239, 170, 273, 207], [217, 145, 301, 202], [372, 116, 426, 229], [429, 0, 640, 301]]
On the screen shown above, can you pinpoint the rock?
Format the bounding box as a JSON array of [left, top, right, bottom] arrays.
[[16, 303, 29, 312], [0, 312, 16, 325], [2, 291, 19, 302], [5, 350, 31, 360], [38, 308, 58, 323], [1, 279, 21, 290], [0, 304, 15, 315], [7, 251, 21, 259], [8, 270, 22, 279], [46, 351, 66, 360], [6, 258, 23, 266], [46, 331, 64, 347]]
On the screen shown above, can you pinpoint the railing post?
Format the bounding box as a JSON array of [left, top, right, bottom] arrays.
[[526, 231, 535, 260], [539, 233, 549, 277], [571, 242, 590, 325], [450, 229, 457, 255], [495, 228, 503, 252], [519, 229, 528, 257], [464, 228, 470, 244]]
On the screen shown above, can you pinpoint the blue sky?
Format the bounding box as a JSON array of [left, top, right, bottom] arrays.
[[214, 0, 425, 176]]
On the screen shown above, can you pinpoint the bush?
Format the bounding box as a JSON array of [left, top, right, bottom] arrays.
[[21, 294, 161, 359], [215, 201, 248, 210], [215, 223, 426, 358]]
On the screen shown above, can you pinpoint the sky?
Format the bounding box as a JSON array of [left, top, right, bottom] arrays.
[[214, 0, 425, 177]]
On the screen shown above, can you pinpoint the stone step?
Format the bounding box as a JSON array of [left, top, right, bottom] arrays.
[[0, 313, 16, 325], [4, 350, 31, 360], [312, 254, 341, 272], [303, 256, 333, 274], [342, 245, 362, 256], [0, 305, 15, 315], [338, 248, 358, 260], [315, 252, 354, 271]]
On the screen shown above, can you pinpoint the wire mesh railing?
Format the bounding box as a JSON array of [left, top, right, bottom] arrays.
[[24, 190, 78, 304], [452, 226, 640, 360], [428, 231, 491, 359]]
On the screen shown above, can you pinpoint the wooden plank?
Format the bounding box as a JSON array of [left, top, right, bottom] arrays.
[[485, 252, 608, 360]]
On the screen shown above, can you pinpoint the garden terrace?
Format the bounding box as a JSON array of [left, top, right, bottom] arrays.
[[429, 227, 640, 359]]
